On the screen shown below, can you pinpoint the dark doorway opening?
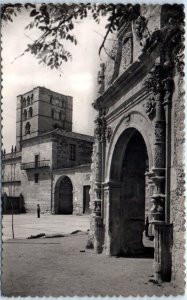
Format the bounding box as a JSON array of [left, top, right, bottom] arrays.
[[120, 130, 148, 256], [55, 176, 73, 214], [110, 128, 153, 258], [83, 185, 90, 214]]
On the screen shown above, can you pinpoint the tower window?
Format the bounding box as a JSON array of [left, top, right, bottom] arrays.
[[31, 94, 33, 103], [23, 109, 27, 120], [28, 107, 33, 118], [59, 111, 62, 120], [52, 108, 55, 119], [35, 155, 39, 167], [22, 98, 26, 107], [25, 122, 31, 135], [69, 144, 76, 161], [34, 173, 39, 183], [50, 95, 53, 104], [27, 96, 30, 106]]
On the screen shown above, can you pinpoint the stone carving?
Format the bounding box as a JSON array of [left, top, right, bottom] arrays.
[[94, 116, 107, 142], [100, 116, 107, 142], [150, 194, 165, 221], [94, 117, 102, 141], [124, 114, 130, 126], [119, 35, 133, 75], [94, 200, 102, 217], [154, 145, 165, 168], [97, 63, 106, 95], [163, 76, 175, 104], [134, 16, 148, 40], [155, 121, 165, 143], [145, 96, 156, 119], [105, 126, 112, 142]]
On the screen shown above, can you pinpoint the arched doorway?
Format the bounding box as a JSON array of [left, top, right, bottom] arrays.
[[54, 176, 73, 214], [109, 128, 150, 256]]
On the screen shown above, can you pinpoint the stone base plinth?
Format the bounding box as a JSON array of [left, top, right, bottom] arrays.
[[154, 223, 173, 282]]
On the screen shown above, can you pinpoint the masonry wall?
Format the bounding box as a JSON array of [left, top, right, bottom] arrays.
[[103, 5, 161, 92], [21, 137, 53, 164], [21, 168, 51, 213], [56, 136, 93, 169], [20, 137, 53, 212], [38, 87, 73, 132], [170, 74, 185, 290], [2, 153, 22, 196], [53, 166, 91, 215]]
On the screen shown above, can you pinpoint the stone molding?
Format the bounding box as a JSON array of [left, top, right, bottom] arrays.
[[105, 88, 148, 125], [93, 50, 158, 111]]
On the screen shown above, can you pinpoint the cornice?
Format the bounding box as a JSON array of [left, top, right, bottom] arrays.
[[93, 48, 159, 111], [106, 88, 149, 124]]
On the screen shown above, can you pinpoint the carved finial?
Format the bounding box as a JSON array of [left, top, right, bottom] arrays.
[[97, 63, 106, 94]]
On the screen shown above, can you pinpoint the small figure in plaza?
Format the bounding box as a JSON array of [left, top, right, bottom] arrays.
[[37, 204, 40, 218]]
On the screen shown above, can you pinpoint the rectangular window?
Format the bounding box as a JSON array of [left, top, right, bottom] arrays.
[[35, 155, 39, 167], [69, 144, 76, 161], [34, 173, 39, 183]]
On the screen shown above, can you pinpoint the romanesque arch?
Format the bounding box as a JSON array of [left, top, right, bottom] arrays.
[[105, 112, 154, 182], [106, 127, 152, 256], [54, 176, 73, 214]]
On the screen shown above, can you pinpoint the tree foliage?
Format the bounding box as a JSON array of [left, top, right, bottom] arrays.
[[1, 3, 184, 76], [1, 3, 140, 69]]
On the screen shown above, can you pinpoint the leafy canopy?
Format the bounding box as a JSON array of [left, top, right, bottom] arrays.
[[1, 3, 140, 69]]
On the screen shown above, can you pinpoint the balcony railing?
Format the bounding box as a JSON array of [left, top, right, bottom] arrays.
[[21, 160, 50, 170]]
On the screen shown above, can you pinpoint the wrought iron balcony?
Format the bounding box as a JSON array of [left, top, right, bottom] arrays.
[[21, 160, 50, 170]]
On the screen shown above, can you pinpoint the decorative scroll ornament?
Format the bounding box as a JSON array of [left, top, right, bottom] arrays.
[[145, 96, 156, 119]]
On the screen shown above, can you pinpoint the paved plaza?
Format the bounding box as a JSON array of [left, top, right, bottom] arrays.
[[1, 214, 185, 297], [2, 213, 90, 240]]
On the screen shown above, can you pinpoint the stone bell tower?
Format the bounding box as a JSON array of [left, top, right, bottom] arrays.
[[16, 86, 73, 151]]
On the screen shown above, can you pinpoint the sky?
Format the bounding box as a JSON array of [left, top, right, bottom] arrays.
[[2, 8, 107, 152]]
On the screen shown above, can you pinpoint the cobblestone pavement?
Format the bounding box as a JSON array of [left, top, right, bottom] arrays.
[[1, 214, 185, 297]]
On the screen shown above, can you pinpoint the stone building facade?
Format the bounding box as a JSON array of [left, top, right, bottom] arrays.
[[2, 86, 94, 214], [90, 4, 184, 291]]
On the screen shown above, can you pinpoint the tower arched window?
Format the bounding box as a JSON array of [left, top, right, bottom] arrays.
[[52, 108, 55, 119], [23, 98, 26, 107], [31, 94, 33, 103], [25, 122, 31, 135], [28, 107, 33, 118], [23, 109, 27, 120], [27, 96, 30, 106], [59, 111, 62, 120]]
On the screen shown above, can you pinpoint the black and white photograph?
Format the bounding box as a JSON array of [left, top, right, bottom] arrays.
[[1, 2, 186, 297]]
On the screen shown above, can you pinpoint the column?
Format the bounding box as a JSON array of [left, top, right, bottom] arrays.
[[93, 116, 104, 253], [150, 86, 166, 222], [150, 77, 174, 282]]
